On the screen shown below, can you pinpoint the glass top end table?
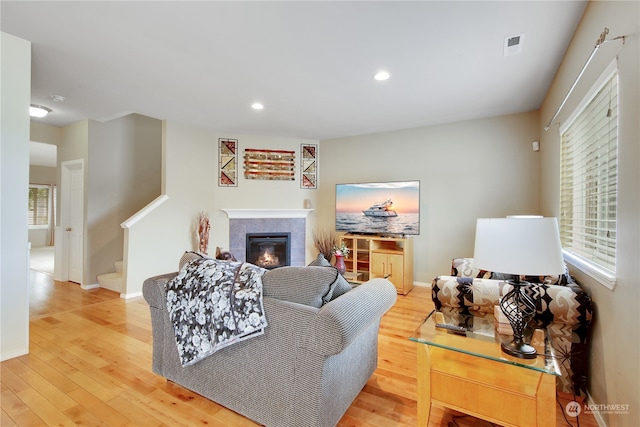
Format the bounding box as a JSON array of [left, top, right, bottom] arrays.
[[410, 309, 561, 427]]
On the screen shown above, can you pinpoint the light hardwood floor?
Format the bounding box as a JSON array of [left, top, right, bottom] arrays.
[[2, 271, 596, 426]]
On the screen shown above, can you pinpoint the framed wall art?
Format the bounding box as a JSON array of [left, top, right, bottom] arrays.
[[301, 143, 317, 189], [244, 148, 295, 180], [218, 138, 238, 187]]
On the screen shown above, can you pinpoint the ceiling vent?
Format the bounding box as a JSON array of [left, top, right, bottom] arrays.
[[504, 33, 525, 56]]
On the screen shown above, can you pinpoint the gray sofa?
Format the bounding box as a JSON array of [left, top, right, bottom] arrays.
[[142, 260, 397, 427]]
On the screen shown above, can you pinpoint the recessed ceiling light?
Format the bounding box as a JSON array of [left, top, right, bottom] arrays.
[[251, 103, 264, 110], [374, 71, 390, 81], [29, 104, 51, 118]]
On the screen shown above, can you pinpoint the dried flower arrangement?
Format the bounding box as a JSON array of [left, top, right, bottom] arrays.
[[313, 229, 338, 262], [197, 211, 210, 255]]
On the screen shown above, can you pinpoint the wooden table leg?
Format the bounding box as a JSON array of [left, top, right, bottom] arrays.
[[416, 343, 431, 426], [537, 372, 556, 427]]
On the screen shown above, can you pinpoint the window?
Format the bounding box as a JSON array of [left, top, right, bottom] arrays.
[[559, 62, 617, 289], [28, 184, 51, 227]]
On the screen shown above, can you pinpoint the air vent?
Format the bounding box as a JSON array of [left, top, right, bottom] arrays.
[[504, 33, 525, 56]]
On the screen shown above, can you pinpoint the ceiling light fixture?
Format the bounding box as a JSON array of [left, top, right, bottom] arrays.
[[29, 104, 52, 118], [374, 71, 390, 81], [251, 103, 264, 110]]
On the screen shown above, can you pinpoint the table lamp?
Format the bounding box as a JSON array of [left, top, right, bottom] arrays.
[[473, 217, 565, 359]]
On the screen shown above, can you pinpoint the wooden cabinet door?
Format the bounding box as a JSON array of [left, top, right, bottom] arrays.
[[387, 253, 404, 291], [371, 252, 387, 279], [371, 252, 404, 293]]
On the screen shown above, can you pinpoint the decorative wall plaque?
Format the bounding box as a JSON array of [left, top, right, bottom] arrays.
[[301, 144, 317, 189], [218, 138, 238, 187], [244, 149, 295, 180]]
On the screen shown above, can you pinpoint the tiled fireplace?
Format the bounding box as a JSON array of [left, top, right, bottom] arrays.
[[223, 209, 311, 267]]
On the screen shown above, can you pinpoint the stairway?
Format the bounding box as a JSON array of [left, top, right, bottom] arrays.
[[97, 260, 124, 293]]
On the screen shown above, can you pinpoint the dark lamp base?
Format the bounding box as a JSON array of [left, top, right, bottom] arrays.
[[501, 341, 537, 359]]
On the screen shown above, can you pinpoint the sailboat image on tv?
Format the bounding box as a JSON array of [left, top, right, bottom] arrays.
[[362, 199, 398, 217]]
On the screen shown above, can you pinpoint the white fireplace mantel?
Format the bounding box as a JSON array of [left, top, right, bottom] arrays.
[[222, 208, 313, 219]]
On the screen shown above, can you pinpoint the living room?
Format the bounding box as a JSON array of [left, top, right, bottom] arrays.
[[2, 1, 638, 426]]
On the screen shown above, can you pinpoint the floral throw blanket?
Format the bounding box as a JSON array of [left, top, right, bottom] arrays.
[[165, 258, 268, 367]]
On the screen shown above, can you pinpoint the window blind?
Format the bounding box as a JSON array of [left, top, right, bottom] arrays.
[[560, 71, 618, 275], [28, 185, 50, 226]]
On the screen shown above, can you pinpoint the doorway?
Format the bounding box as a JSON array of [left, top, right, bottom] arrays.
[[59, 159, 84, 285]]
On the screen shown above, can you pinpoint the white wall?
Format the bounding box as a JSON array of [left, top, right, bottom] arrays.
[[87, 114, 162, 287], [123, 120, 319, 296], [0, 32, 31, 361], [31, 121, 62, 147], [318, 111, 541, 284], [539, 1, 639, 425]]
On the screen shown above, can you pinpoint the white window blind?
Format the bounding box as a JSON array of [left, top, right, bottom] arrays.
[[560, 67, 618, 282], [28, 184, 50, 226]]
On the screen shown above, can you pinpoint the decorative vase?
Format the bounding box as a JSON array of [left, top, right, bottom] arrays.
[[334, 253, 346, 275]]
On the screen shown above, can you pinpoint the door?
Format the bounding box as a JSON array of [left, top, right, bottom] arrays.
[[387, 253, 404, 291], [371, 251, 404, 293], [61, 159, 84, 285]]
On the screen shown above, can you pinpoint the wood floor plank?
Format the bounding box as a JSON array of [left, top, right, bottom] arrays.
[[15, 353, 79, 395], [66, 370, 123, 402], [1, 273, 598, 427], [15, 388, 76, 427], [1, 387, 45, 427], [8, 357, 78, 412], [65, 387, 131, 426], [61, 403, 110, 427], [102, 395, 165, 427]]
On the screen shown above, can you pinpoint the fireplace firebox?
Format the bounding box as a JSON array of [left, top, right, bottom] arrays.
[[246, 232, 291, 269]]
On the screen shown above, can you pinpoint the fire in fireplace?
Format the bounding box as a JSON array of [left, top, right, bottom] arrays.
[[246, 232, 291, 269]]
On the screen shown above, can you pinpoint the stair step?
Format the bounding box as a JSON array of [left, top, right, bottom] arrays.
[[97, 272, 123, 293]]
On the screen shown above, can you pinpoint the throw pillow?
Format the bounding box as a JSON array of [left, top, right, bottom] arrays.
[[179, 251, 208, 271], [262, 266, 340, 308], [308, 253, 331, 267], [215, 247, 237, 261], [521, 263, 573, 285], [307, 253, 352, 299]]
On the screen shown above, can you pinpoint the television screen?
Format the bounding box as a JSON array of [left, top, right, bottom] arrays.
[[335, 180, 420, 235]]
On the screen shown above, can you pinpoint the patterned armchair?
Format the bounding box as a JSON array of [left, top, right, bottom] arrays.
[[431, 258, 593, 398]]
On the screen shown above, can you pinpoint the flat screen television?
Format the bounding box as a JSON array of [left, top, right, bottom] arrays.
[[335, 180, 420, 236]]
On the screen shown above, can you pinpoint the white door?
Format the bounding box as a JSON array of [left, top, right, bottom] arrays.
[[61, 159, 84, 285]]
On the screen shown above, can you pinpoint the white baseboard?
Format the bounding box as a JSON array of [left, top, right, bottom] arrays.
[[81, 283, 100, 290], [585, 391, 609, 427], [413, 281, 431, 288], [1, 347, 28, 362], [121, 291, 142, 300]]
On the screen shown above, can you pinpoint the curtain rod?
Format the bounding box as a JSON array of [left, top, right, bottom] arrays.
[[544, 28, 625, 131]]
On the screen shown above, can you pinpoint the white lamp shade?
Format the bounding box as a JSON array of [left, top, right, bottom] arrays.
[[473, 217, 565, 276]]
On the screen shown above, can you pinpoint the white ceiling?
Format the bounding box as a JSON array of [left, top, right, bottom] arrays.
[[3, 1, 587, 145]]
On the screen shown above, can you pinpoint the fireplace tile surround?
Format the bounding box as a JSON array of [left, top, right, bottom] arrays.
[[224, 209, 312, 267]]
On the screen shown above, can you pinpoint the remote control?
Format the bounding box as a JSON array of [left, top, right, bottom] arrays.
[[435, 323, 467, 335]]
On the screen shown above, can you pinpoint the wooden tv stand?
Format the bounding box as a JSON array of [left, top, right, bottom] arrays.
[[340, 234, 414, 294]]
